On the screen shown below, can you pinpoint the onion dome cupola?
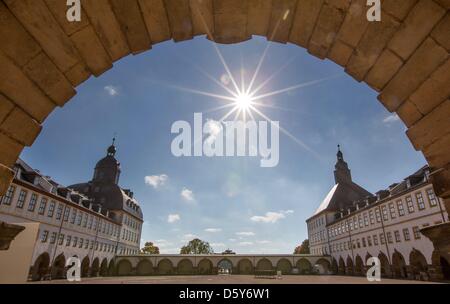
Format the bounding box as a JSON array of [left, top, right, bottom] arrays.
[[92, 138, 121, 184], [334, 145, 352, 185]]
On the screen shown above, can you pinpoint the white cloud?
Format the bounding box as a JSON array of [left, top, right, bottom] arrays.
[[236, 232, 255, 237], [383, 114, 400, 124], [238, 241, 253, 246], [181, 187, 195, 202], [145, 174, 168, 189], [104, 85, 119, 96], [250, 210, 294, 223], [256, 240, 271, 244], [182, 233, 198, 241], [204, 228, 222, 233], [155, 239, 173, 248], [211, 242, 225, 247], [167, 214, 180, 223], [228, 238, 237, 242]]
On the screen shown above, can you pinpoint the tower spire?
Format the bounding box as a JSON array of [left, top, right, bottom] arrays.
[[334, 144, 352, 184], [107, 135, 117, 156]]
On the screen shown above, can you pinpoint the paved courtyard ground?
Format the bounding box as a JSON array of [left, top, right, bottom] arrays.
[[31, 275, 440, 284]]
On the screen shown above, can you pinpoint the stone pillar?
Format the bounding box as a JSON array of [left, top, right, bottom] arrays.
[[0, 221, 25, 250]]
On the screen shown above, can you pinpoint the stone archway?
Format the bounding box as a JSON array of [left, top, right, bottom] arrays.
[[338, 257, 346, 275], [237, 258, 253, 274], [392, 251, 407, 279], [117, 259, 132, 276], [51, 253, 66, 279], [354, 255, 364, 276], [296, 258, 312, 274], [80, 256, 90, 278], [276, 258, 292, 275], [197, 258, 213, 275], [30, 252, 50, 281], [331, 258, 338, 274], [157, 259, 174, 275], [346, 256, 354, 276], [315, 258, 331, 274], [90, 257, 100, 277], [256, 258, 273, 271], [409, 249, 429, 280], [218, 259, 233, 274], [440, 256, 450, 280], [378, 252, 392, 278], [177, 259, 194, 275], [136, 259, 154, 276], [100, 258, 108, 276], [108, 259, 115, 276]]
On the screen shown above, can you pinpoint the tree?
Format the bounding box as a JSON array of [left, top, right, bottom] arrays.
[[180, 238, 214, 254], [141, 242, 160, 254], [294, 239, 310, 254]]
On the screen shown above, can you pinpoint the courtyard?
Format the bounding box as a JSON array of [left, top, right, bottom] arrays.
[[31, 275, 440, 285]]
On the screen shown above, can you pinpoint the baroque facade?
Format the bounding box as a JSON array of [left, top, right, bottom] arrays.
[[0, 141, 143, 280], [307, 147, 449, 281]]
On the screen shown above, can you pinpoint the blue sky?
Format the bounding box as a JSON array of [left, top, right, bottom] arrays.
[[20, 36, 425, 254]]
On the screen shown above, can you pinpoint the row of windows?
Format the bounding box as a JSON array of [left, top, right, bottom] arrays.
[[0, 185, 122, 239], [329, 226, 423, 254], [123, 214, 140, 231], [40, 230, 117, 253], [328, 189, 438, 238], [122, 228, 139, 244], [309, 216, 325, 231]]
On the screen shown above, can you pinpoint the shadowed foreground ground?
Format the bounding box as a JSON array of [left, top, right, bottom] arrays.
[[30, 275, 440, 284]]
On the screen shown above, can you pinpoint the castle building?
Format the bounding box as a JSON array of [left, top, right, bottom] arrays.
[[306, 147, 449, 281], [0, 141, 143, 280]]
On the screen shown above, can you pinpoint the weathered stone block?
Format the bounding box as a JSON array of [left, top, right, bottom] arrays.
[[407, 99, 450, 151], [423, 132, 450, 169], [397, 99, 423, 128], [289, 0, 324, 48], [0, 52, 55, 122], [431, 12, 450, 51], [110, 0, 152, 53], [44, 0, 89, 36], [0, 132, 23, 168], [365, 49, 403, 91], [388, 0, 445, 60], [64, 62, 91, 87], [190, 0, 214, 38], [267, 0, 298, 43], [23, 52, 76, 106], [382, 0, 418, 21], [328, 39, 353, 67], [213, 0, 249, 43], [247, 0, 272, 36], [409, 58, 450, 115], [0, 95, 14, 123], [164, 0, 194, 42], [0, 164, 14, 195], [334, 0, 369, 48], [378, 38, 448, 112], [139, 0, 172, 44], [0, 107, 42, 147]]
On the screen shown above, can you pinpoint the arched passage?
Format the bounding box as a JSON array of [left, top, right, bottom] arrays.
[[31, 252, 50, 281], [346, 256, 354, 276], [108, 259, 115, 276], [100, 258, 108, 277], [136, 259, 154, 276], [177, 259, 194, 275], [296, 259, 312, 274], [91, 257, 100, 277], [276, 259, 292, 275], [378, 252, 392, 278], [256, 258, 273, 271], [392, 251, 407, 279], [51, 253, 65, 279], [197, 259, 213, 275], [0, 0, 448, 242], [338, 257, 346, 275], [80, 256, 90, 278], [117, 259, 132, 276], [410, 249, 429, 280], [354, 255, 364, 276], [157, 259, 174, 275], [237, 259, 253, 275], [331, 258, 338, 274], [440, 257, 450, 280], [315, 258, 331, 274], [218, 259, 233, 274]]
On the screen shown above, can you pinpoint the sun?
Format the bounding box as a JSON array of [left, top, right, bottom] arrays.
[[235, 92, 253, 110]]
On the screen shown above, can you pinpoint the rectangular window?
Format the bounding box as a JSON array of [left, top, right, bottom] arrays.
[[41, 230, 49, 243], [382, 206, 389, 221], [90, 240, 94, 249], [369, 210, 374, 225], [56, 204, 63, 220], [367, 236, 372, 247], [58, 234, 65, 245], [66, 235, 71, 246], [394, 230, 401, 243], [79, 238, 84, 248], [403, 228, 411, 241], [72, 237, 78, 247], [88, 216, 93, 229], [375, 208, 381, 223], [70, 209, 77, 224], [85, 239, 89, 249], [50, 232, 57, 244], [373, 235, 378, 246], [380, 233, 386, 245], [27, 193, 38, 211], [413, 226, 421, 239], [77, 212, 82, 226], [397, 200, 405, 217], [427, 189, 438, 207], [358, 215, 363, 228], [364, 213, 369, 226], [1, 185, 16, 205], [47, 201, 56, 218], [416, 192, 425, 210], [406, 196, 415, 213], [362, 238, 366, 247], [63, 207, 70, 222], [16, 189, 27, 208], [82, 214, 88, 227], [38, 197, 47, 215], [386, 232, 393, 244], [389, 203, 396, 219]]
